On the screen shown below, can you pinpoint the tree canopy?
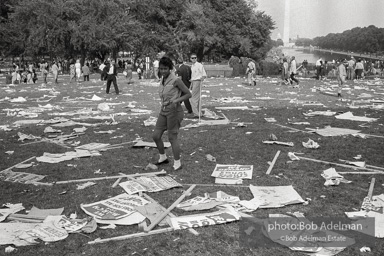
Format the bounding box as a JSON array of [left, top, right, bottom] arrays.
[[312, 25, 384, 54], [0, 0, 275, 61]]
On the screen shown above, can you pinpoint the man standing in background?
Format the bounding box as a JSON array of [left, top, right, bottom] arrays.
[[176, 57, 193, 114], [105, 60, 119, 95], [246, 60, 256, 86], [347, 57, 355, 80], [190, 53, 207, 119], [153, 57, 160, 81], [315, 58, 322, 80]]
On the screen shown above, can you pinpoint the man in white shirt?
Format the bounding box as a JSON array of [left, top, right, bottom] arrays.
[[290, 56, 299, 86], [190, 53, 207, 118], [105, 60, 119, 95]]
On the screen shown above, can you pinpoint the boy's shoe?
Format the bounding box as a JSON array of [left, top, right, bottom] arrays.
[[155, 159, 169, 165], [173, 165, 182, 171]]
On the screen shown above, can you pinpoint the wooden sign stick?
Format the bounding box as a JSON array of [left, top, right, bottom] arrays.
[[55, 170, 166, 184], [88, 227, 174, 245], [1, 156, 36, 173], [367, 178, 376, 200], [266, 150, 281, 175], [144, 185, 196, 232]]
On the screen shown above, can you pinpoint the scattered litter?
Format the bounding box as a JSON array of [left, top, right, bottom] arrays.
[[206, 154, 216, 162], [97, 103, 110, 111], [335, 111, 377, 122], [264, 118, 276, 123], [269, 134, 278, 141], [360, 246, 371, 253], [99, 224, 116, 230], [73, 126, 87, 133], [77, 182, 96, 190], [302, 138, 320, 149], [5, 246, 16, 253], [91, 94, 103, 101], [145, 163, 158, 171], [263, 141, 294, 147], [144, 116, 157, 126], [354, 155, 362, 160], [303, 110, 336, 117], [312, 126, 361, 137], [5, 151, 14, 155]]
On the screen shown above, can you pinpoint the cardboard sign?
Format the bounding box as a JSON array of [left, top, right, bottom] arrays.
[[170, 208, 241, 230], [81, 194, 149, 220], [0, 170, 45, 184], [211, 164, 253, 180]]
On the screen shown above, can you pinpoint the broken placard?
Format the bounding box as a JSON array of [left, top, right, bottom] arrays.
[[0, 223, 40, 246], [321, 168, 351, 186], [132, 176, 181, 193], [249, 185, 305, 208], [81, 194, 149, 221], [170, 207, 241, 230], [0, 204, 24, 222], [211, 164, 253, 180], [0, 169, 45, 184], [18, 219, 68, 244], [50, 215, 88, 232]]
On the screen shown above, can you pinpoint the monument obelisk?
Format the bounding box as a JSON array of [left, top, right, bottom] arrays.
[[283, 0, 290, 46]]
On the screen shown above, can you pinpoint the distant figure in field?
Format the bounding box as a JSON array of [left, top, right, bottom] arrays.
[[289, 56, 299, 86], [354, 59, 364, 79], [75, 59, 81, 82], [175, 57, 193, 114], [51, 61, 59, 84], [315, 58, 322, 80], [246, 60, 256, 86], [125, 60, 133, 83], [69, 61, 76, 83], [337, 60, 348, 97], [347, 57, 355, 80], [281, 58, 289, 85], [82, 63, 90, 81]]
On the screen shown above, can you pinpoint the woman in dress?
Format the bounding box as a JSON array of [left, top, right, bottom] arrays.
[[152, 56, 191, 171], [125, 60, 133, 84]]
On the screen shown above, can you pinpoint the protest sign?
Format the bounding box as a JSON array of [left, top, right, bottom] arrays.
[[81, 194, 149, 220], [211, 164, 253, 180], [170, 207, 241, 230]]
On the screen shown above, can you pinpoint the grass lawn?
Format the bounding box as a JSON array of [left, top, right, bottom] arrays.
[[0, 72, 384, 256]]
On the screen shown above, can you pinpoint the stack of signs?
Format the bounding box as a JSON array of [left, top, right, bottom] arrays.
[[211, 164, 253, 184], [0, 169, 45, 184], [81, 194, 149, 225], [170, 207, 241, 230], [119, 176, 182, 194]]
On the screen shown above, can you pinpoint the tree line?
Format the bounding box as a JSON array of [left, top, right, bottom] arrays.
[[0, 0, 275, 62], [295, 25, 384, 54]]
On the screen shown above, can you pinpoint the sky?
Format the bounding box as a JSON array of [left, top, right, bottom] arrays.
[[256, 0, 384, 40]]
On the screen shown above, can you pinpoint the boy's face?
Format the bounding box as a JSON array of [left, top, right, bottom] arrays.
[[159, 64, 170, 77]]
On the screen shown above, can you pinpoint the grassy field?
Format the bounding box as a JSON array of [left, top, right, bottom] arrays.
[[1, 72, 384, 256]]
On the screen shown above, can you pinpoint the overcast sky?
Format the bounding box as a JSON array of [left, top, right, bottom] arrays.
[[256, 0, 384, 40]]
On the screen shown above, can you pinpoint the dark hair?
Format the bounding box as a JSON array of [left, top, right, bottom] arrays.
[[159, 56, 174, 70]]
